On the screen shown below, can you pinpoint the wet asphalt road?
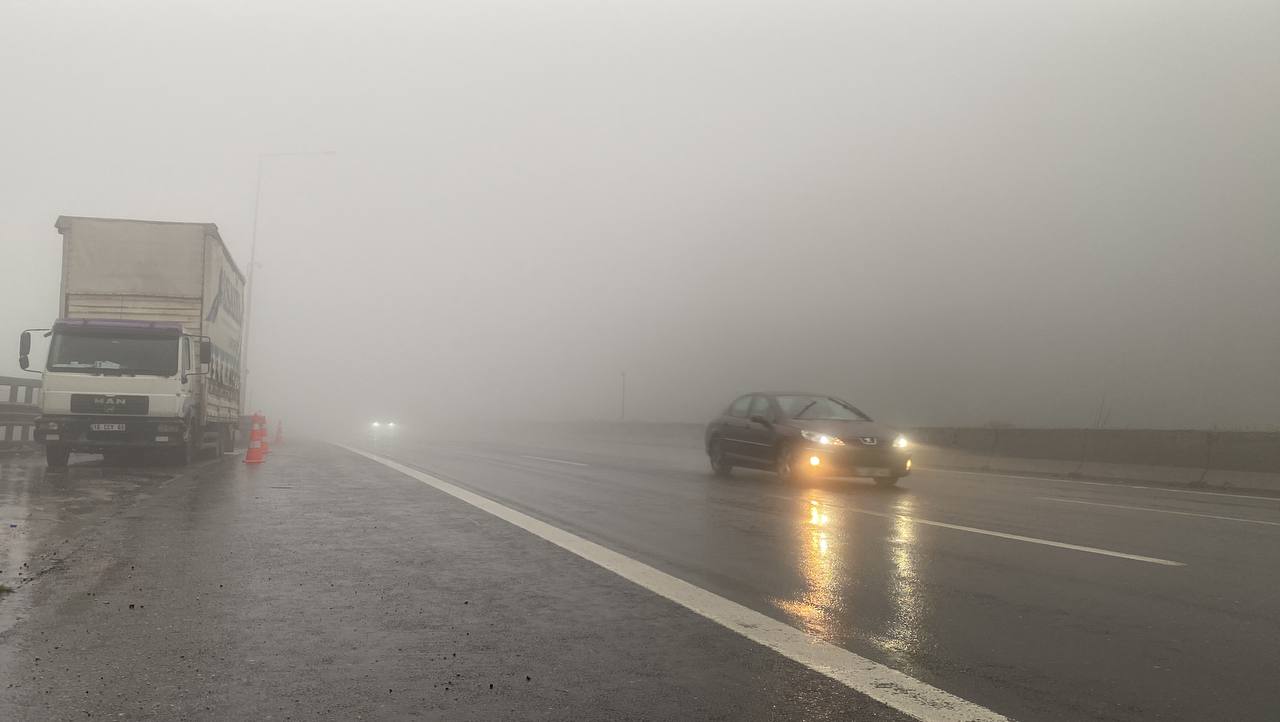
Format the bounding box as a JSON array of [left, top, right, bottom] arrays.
[[1, 430, 1279, 721]]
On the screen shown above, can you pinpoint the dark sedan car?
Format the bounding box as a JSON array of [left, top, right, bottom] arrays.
[[705, 393, 912, 486]]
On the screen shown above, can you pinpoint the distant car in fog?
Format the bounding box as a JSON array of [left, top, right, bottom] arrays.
[[705, 393, 912, 486]]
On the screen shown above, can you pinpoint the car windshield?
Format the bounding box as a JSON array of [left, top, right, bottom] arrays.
[[776, 395, 871, 421], [47, 332, 178, 376]]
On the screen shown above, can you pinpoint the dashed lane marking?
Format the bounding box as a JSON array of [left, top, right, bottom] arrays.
[[1040, 497, 1280, 527], [520, 454, 589, 467], [756, 492, 1185, 566], [920, 467, 1280, 503]]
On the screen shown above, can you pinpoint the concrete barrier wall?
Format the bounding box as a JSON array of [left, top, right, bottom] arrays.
[[0, 375, 41, 454], [911, 426, 1280, 492], [1206, 432, 1280, 472], [1201, 432, 1280, 491]]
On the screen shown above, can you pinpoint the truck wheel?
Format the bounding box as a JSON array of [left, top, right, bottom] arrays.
[[180, 431, 197, 466], [46, 445, 71, 469], [167, 431, 196, 466], [104, 450, 130, 467]]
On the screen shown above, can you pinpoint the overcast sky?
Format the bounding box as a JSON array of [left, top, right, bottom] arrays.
[[2, 0, 1277, 432]]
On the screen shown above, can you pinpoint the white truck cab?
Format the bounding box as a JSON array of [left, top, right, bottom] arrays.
[[24, 319, 213, 466]]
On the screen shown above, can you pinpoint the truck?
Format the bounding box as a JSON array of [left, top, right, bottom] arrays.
[[18, 216, 246, 468]]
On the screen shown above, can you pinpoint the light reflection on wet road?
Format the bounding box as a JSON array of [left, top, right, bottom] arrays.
[[884, 501, 922, 661], [772, 498, 842, 637]]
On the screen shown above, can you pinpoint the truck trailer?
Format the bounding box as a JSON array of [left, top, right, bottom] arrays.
[[19, 216, 246, 468]]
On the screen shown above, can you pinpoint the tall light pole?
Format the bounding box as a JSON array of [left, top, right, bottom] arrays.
[[241, 150, 335, 413]]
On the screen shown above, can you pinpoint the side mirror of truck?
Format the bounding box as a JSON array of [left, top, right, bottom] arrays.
[[18, 331, 31, 370], [200, 339, 212, 365]]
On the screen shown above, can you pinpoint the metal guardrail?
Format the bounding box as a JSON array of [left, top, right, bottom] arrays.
[[0, 375, 41, 453], [909, 426, 1280, 491]]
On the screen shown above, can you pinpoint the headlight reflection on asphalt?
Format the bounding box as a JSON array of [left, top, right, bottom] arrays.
[[883, 499, 923, 657], [773, 498, 842, 637], [809, 500, 829, 527]]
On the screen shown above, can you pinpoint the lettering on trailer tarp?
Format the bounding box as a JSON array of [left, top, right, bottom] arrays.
[[205, 268, 244, 325], [207, 344, 242, 398]]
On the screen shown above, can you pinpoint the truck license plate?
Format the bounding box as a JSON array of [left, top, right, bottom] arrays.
[[90, 423, 127, 432]]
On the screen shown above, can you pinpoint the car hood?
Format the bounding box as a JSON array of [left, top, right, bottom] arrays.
[[787, 419, 900, 445]]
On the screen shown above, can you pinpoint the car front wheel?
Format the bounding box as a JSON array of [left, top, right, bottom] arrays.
[[874, 476, 900, 488], [776, 444, 802, 483]]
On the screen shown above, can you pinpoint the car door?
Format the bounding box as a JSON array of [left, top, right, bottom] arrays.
[[740, 395, 780, 467], [718, 394, 754, 459]]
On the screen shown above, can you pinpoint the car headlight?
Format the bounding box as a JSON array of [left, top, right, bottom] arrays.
[[801, 430, 845, 446], [893, 434, 909, 449]]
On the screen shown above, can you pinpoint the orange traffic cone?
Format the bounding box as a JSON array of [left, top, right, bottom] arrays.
[[261, 415, 271, 455], [243, 414, 266, 464], [274, 420, 283, 446]]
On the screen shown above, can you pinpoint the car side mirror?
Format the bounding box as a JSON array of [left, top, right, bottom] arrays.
[[750, 414, 772, 427], [18, 331, 31, 370]]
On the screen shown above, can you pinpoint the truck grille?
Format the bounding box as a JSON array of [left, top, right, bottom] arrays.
[[70, 394, 150, 415]]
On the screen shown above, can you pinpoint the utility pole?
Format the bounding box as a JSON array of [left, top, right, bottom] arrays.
[[241, 150, 335, 412]]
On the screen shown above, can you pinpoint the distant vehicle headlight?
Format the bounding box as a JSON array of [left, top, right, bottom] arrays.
[[801, 430, 845, 446], [893, 434, 909, 449]]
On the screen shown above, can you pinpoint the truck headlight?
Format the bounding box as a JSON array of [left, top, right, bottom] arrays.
[[801, 430, 845, 446], [893, 434, 909, 449]]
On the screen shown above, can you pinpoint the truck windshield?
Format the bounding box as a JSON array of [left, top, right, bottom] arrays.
[[47, 332, 178, 376]]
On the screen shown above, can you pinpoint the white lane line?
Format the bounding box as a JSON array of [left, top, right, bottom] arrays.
[[851, 508, 1183, 566], [340, 445, 1008, 722], [760, 493, 1185, 566], [921, 466, 1280, 503], [520, 454, 589, 467], [1041, 497, 1280, 527]]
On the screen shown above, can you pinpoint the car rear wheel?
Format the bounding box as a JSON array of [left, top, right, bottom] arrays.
[[874, 476, 900, 488], [709, 438, 733, 477]]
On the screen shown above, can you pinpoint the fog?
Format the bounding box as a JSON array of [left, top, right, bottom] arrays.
[[2, 1, 1277, 434]]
